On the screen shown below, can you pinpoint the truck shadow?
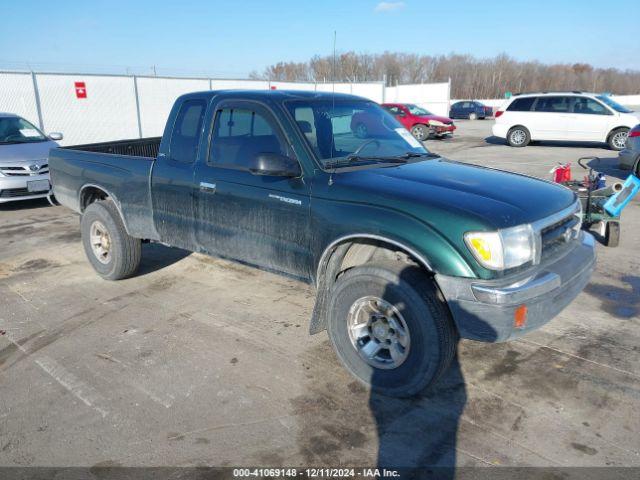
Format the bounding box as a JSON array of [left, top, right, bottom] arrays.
[[136, 243, 191, 276], [368, 267, 498, 477], [290, 267, 497, 476]]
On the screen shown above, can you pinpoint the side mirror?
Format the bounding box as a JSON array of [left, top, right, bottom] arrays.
[[248, 153, 301, 177], [48, 132, 63, 141]]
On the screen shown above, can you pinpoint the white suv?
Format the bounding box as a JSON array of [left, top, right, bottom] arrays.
[[492, 92, 640, 150]]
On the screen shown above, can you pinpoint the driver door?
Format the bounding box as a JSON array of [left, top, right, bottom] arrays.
[[193, 101, 312, 278]]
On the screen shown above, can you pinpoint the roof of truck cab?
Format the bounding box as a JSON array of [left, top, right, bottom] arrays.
[[0, 112, 20, 118], [179, 89, 370, 102]]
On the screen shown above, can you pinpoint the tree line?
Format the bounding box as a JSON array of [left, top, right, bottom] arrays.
[[250, 52, 640, 98]]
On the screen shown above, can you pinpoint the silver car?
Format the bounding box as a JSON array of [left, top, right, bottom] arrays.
[[0, 113, 63, 204], [618, 123, 639, 174]]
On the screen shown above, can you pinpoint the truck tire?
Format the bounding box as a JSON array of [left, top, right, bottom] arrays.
[[507, 126, 530, 147], [326, 260, 457, 397], [81, 200, 141, 280], [410, 124, 429, 141], [607, 128, 629, 151]]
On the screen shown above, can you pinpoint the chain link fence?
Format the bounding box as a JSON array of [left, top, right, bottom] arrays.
[[1, 71, 451, 145]]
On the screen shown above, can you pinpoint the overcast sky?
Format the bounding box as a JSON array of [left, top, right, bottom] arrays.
[[2, 0, 639, 76]]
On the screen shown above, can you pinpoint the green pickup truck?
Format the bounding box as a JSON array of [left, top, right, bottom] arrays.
[[49, 90, 596, 397]]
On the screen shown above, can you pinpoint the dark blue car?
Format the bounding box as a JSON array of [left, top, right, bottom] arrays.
[[449, 101, 492, 120]]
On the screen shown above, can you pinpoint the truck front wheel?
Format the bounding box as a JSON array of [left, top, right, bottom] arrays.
[[81, 200, 141, 280], [327, 260, 457, 397]]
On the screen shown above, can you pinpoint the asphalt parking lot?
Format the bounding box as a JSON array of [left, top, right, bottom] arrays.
[[1, 120, 639, 470]]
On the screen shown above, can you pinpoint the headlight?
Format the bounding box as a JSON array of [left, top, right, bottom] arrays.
[[428, 120, 444, 127], [464, 224, 536, 270]]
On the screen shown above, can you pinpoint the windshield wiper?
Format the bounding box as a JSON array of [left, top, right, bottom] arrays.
[[324, 156, 407, 169], [398, 152, 440, 159], [324, 151, 439, 169]]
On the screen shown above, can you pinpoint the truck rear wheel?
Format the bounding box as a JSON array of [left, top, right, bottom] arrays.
[[81, 200, 141, 280], [327, 260, 457, 397]]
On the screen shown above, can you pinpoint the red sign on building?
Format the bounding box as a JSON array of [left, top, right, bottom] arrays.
[[74, 82, 87, 99]]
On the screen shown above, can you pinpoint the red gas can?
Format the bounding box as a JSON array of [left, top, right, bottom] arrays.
[[551, 163, 572, 183]]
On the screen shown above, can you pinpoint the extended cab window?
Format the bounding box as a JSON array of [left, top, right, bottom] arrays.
[[209, 107, 287, 169], [507, 97, 536, 112], [533, 96, 571, 113], [170, 99, 206, 163]]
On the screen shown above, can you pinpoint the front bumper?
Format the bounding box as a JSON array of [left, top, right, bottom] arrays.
[[435, 231, 596, 342], [431, 125, 456, 136], [0, 174, 51, 203]]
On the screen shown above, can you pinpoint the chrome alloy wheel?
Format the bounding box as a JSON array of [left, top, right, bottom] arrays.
[[510, 129, 526, 145], [347, 296, 411, 369], [90, 220, 112, 264], [612, 131, 628, 150]]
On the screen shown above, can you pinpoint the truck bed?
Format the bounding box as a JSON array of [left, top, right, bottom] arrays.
[[63, 137, 161, 158], [49, 138, 161, 241]]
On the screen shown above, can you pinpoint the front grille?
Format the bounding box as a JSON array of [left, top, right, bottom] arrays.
[[0, 187, 49, 198], [540, 214, 579, 259], [0, 164, 49, 176]]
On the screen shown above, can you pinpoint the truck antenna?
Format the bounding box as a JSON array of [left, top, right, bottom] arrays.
[[329, 30, 337, 186]]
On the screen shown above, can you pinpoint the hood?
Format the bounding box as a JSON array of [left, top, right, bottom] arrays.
[[331, 158, 576, 230], [417, 115, 453, 124], [0, 140, 59, 165]]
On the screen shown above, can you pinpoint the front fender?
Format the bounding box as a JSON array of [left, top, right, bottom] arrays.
[[310, 198, 475, 283], [308, 199, 475, 335]]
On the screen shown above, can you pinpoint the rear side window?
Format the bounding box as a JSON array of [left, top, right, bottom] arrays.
[[507, 97, 536, 112], [534, 96, 571, 113], [170, 99, 207, 163], [209, 107, 287, 169]]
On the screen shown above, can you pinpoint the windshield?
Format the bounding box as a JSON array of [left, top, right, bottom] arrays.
[[406, 104, 432, 116], [285, 100, 428, 167], [596, 95, 633, 114], [0, 117, 47, 144]]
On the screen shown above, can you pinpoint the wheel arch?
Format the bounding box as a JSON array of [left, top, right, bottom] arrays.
[[78, 184, 131, 236], [309, 234, 435, 335]]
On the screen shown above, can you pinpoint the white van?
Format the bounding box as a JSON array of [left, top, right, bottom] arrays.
[[492, 92, 640, 150]]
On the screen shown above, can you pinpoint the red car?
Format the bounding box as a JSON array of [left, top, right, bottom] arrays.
[[383, 103, 456, 141]]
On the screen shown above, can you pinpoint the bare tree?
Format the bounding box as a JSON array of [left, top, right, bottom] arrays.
[[254, 52, 640, 97]]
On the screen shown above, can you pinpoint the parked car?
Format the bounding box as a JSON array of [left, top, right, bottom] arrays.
[[0, 113, 63, 203], [50, 90, 595, 397], [381, 103, 456, 141], [493, 92, 640, 150], [449, 100, 492, 120], [618, 123, 640, 173]]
